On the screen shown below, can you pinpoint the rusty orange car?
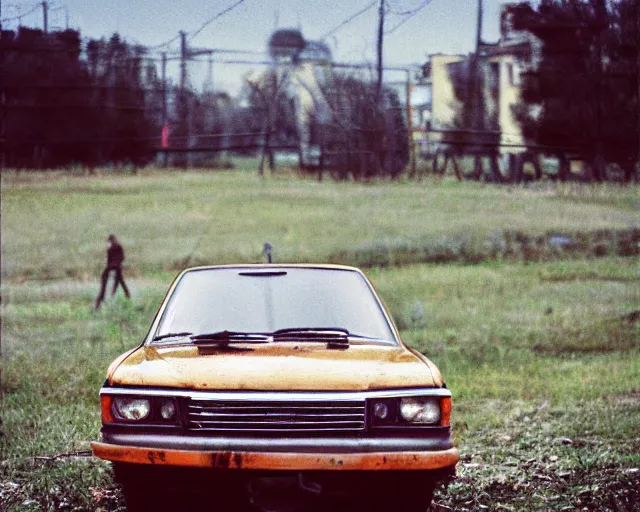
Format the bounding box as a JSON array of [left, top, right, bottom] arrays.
[[92, 264, 459, 511]]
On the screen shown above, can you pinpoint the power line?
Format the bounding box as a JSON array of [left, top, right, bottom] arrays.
[[188, 0, 248, 42], [321, 0, 378, 40], [388, 0, 430, 16], [1, 3, 41, 23], [146, 33, 182, 51], [385, 0, 433, 34]]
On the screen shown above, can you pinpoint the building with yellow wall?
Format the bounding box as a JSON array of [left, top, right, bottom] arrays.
[[419, 3, 541, 156]]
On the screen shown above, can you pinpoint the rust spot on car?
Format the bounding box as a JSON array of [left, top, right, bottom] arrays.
[[212, 452, 231, 468], [144, 451, 166, 464], [233, 453, 243, 468]]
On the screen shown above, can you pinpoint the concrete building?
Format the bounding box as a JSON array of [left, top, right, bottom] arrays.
[[419, 3, 541, 155]]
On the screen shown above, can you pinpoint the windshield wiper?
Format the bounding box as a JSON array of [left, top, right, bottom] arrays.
[[273, 327, 349, 337], [154, 329, 382, 346], [152, 332, 193, 342], [272, 328, 350, 349], [190, 331, 270, 345]]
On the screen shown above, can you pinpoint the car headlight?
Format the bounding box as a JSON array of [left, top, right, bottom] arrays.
[[159, 399, 177, 420], [112, 397, 151, 421], [399, 397, 441, 424], [373, 402, 389, 420]]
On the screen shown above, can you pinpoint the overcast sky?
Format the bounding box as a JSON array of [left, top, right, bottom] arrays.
[[2, 0, 528, 92]]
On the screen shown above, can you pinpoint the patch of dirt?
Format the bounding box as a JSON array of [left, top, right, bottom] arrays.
[[432, 462, 640, 511], [612, 390, 640, 408]]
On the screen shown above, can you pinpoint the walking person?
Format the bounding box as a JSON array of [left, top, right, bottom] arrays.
[[95, 234, 130, 310]]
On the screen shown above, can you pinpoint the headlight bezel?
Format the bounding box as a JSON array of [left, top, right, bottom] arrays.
[[367, 395, 450, 429], [112, 396, 151, 421], [102, 394, 181, 426], [399, 396, 441, 424]]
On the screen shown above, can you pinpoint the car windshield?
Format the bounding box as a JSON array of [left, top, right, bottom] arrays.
[[153, 267, 396, 344]]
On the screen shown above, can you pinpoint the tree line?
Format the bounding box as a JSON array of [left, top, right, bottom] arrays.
[[514, 0, 639, 182], [1, 28, 162, 169], [0, 25, 408, 178], [0, 27, 270, 170]]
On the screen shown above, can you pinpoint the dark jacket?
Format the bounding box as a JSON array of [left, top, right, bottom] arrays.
[[107, 243, 125, 269]]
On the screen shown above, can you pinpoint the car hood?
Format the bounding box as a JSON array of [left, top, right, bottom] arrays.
[[108, 343, 442, 391]]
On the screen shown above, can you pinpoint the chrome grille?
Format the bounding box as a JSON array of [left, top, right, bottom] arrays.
[[187, 399, 366, 432]]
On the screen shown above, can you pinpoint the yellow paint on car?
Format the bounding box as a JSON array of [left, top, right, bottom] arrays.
[[110, 343, 441, 391]]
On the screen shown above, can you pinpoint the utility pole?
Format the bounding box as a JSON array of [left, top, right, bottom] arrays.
[[475, 0, 483, 51], [474, 0, 484, 130], [467, 0, 485, 179], [42, 1, 49, 33], [180, 31, 188, 91], [406, 77, 416, 177], [179, 31, 190, 168], [376, 0, 385, 96], [0, 14, 6, 171], [592, 0, 606, 182], [161, 52, 169, 167], [161, 52, 168, 126], [636, 0, 640, 175]]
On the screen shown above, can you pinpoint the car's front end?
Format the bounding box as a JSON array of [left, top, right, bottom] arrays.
[[92, 265, 459, 511], [95, 386, 457, 470]]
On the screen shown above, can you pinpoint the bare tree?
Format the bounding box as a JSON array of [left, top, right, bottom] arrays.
[[316, 71, 409, 180], [247, 68, 293, 175]]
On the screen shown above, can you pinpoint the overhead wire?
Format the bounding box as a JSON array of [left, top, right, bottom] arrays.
[[188, 0, 247, 42], [48, 4, 69, 30], [385, 0, 433, 34], [146, 33, 182, 51], [321, 0, 378, 40], [1, 3, 41, 23], [48, 2, 68, 12], [388, 0, 431, 16]]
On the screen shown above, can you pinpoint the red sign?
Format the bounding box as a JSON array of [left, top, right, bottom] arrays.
[[161, 125, 169, 149]]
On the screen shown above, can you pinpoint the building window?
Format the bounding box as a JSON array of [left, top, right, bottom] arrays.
[[489, 62, 500, 91], [506, 62, 519, 86]]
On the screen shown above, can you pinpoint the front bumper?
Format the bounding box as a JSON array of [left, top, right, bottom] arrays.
[[91, 440, 459, 471]]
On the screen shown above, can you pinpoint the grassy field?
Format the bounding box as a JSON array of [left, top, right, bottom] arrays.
[[1, 168, 639, 511], [2, 168, 639, 280]]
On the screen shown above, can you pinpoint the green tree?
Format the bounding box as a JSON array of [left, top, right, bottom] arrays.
[[2, 27, 95, 168], [85, 34, 158, 168], [2, 28, 160, 169], [514, 0, 639, 181]]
